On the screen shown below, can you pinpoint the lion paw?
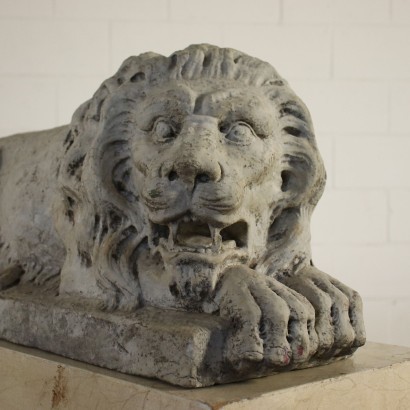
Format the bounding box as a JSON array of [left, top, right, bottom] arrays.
[[217, 266, 318, 370], [281, 267, 366, 357]]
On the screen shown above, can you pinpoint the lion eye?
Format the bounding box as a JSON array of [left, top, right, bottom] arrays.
[[223, 122, 256, 145], [153, 119, 176, 142]]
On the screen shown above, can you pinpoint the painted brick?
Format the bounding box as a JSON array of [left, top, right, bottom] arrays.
[[316, 136, 333, 187], [392, 0, 410, 24], [362, 298, 393, 344], [54, 0, 168, 21], [0, 77, 57, 133], [283, 0, 332, 23], [335, 137, 410, 188], [0, 130, 20, 139], [389, 190, 410, 242], [57, 77, 104, 125], [311, 244, 410, 298], [332, 0, 389, 24], [0, 0, 53, 17], [170, 0, 280, 23], [0, 21, 110, 76], [311, 189, 388, 245], [391, 298, 410, 347], [283, 0, 389, 24], [290, 81, 388, 135], [222, 26, 332, 79], [111, 22, 223, 71], [334, 28, 410, 79], [391, 82, 410, 134], [311, 243, 335, 274]]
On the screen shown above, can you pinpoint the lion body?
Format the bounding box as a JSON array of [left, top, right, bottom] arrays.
[[0, 127, 67, 282], [0, 45, 325, 308]]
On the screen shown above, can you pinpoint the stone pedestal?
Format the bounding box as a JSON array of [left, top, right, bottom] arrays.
[[0, 288, 350, 387], [0, 341, 409, 409]]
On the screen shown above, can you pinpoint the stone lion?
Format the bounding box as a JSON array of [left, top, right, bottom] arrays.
[[0, 44, 365, 374]]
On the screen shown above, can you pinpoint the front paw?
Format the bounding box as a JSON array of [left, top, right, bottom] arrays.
[[216, 266, 318, 370], [281, 266, 366, 357]]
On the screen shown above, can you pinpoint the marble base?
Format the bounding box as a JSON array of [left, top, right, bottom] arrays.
[[0, 341, 409, 409]]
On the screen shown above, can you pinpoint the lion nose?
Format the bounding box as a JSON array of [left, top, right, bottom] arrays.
[[162, 115, 223, 187], [167, 157, 221, 187]]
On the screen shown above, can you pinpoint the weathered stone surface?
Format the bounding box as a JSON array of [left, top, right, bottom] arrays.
[[0, 285, 225, 387], [0, 44, 366, 386], [0, 284, 352, 387]]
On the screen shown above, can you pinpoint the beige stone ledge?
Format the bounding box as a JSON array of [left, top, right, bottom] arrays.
[[0, 341, 409, 410]]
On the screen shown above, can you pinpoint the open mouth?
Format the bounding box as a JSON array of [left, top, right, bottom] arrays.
[[150, 215, 248, 254]]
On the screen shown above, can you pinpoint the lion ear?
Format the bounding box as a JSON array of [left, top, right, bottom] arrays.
[[280, 168, 307, 197], [280, 153, 314, 204], [278, 152, 326, 223]]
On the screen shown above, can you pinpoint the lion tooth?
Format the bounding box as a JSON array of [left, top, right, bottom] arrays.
[[183, 215, 190, 223], [152, 238, 166, 254], [198, 247, 205, 254], [210, 226, 222, 252], [148, 236, 155, 249], [168, 222, 178, 249]]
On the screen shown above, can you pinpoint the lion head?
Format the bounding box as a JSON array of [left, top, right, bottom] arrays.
[[55, 44, 325, 311]]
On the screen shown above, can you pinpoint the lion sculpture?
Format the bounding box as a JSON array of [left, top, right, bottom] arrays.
[[0, 44, 365, 387]]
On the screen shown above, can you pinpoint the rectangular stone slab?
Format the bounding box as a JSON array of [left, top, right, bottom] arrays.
[[0, 287, 228, 387], [0, 341, 409, 409], [0, 286, 347, 387]]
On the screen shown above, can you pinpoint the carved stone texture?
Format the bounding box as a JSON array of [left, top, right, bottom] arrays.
[[0, 44, 366, 387]]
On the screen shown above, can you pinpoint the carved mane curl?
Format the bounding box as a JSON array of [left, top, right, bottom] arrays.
[[55, 44, 325, 310]]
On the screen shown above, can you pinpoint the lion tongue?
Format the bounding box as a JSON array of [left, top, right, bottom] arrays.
[[168, 220, 222, 250], [180, 235, 213, 247]]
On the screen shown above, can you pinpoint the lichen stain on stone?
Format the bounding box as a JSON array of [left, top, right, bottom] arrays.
[[211, 401, 232, 410], [51, 365, 68, 408]]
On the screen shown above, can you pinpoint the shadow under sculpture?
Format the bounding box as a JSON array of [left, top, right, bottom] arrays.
[[0, 44, 365, 387]]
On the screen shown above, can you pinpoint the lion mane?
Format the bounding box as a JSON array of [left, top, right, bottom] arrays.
[[54, 44, 326, 311]]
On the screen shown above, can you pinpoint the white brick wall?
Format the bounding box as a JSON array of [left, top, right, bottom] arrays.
[[169, 0, 281, 23], [334, 28, 410, 79], [0, 0, 409, 347], [389, 190, 410, 242], [312, 189, 388, 245], [393, 0, 410, 24], [335, 137, 410, 188], [0, 21, 110, 76], [0, 0, 53, 17], [54, 0, 169, 21], [290, 81, 389, 134], [222, 26, 332, 79], [111, 22, 223, 70], [283, 0, 390, 24]]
